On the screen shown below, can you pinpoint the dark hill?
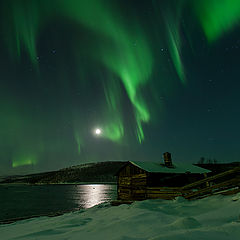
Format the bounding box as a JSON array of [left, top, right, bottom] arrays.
[[0, 161, 127, 184]]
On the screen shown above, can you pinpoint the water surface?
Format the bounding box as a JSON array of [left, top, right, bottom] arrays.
[[0, 184, 117, 221]]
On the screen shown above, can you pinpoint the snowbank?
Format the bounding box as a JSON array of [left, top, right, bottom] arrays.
[[1, 193, 240, 240]]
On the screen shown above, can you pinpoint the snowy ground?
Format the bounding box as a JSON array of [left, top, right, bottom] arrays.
[[1, 193, 240, 240]]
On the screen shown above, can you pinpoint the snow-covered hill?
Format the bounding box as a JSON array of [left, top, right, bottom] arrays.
[[1, 193, 240, 240], [0, 161, 126, 184]]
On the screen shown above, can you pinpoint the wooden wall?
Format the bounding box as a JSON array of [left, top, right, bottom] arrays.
[[118, 163, 240, 201], [117, 163, 147, 200], [117, 162, 204, 200], [117, 163, 183, 200]]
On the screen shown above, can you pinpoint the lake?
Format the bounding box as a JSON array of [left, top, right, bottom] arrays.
[[0, 184, 117, 222]]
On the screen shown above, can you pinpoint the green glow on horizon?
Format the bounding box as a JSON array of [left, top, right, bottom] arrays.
[[12, 154, 37, 168], [0, 99, 42, 169], [194, 0, 240, 42]]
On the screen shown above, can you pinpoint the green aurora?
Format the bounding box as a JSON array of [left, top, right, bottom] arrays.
[[193, 0, 240, 42], [0, 0, 240, 171]]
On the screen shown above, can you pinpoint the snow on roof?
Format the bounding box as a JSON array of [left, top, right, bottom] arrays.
[[129, 161, 210, 174]]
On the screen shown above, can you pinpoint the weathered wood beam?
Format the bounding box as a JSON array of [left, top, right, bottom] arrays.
[[182, 167, 240, 190]]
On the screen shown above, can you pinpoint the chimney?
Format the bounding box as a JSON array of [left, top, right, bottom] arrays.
[[163, 152, 173, 167]]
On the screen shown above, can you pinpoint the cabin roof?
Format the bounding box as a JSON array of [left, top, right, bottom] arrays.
[[127, 161, 210, 174]]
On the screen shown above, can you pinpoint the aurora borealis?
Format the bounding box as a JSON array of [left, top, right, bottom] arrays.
[[1, 0, 240, 175]]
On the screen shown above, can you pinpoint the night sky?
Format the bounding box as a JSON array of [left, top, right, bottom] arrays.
[[1, 0, 240, 175]]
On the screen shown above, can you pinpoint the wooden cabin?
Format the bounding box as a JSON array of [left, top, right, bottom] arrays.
[[116, 152, 210, 200]]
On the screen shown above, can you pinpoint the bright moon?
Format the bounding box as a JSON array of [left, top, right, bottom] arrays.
[[95, 128, 101, 135]]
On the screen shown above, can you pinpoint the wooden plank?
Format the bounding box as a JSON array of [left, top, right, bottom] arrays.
[[132, 182, 146, 186], [119, 183, 131, 186], [220, 188, 240, 196], [183, 177, 240, 199], [131, 186, 146, 190], [182, 167, 240, 190], [118, 178, 131, 186], [147, 187, 182, 191], [118, 187, 131, 192], [147, 192, 182, 196], [147, 190, 182, 195], [118, 184, 131, 187], [132, 174, 147, 179], [118, 181, 131, 184], [132, 180, 146, 183], [132, 194, 146, 198], [132, 178, 146, 181], [132, 190, 146, 194], [118, 193, 132, 200], [147, 189, 182, 192], [147, 194, 181, 198], [119, 185, 146, 190], [117, 167, 240, 201], [119, 177, 131, 181]]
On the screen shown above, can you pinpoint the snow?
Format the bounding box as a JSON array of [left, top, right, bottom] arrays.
[[1, 193, 240, 240], [61, 163, 97, 170], [129, 161, 210, 174]]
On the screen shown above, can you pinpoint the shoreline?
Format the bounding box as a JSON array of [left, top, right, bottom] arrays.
[[0, 182, 117, 186], [0, 209, 78, 225]]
